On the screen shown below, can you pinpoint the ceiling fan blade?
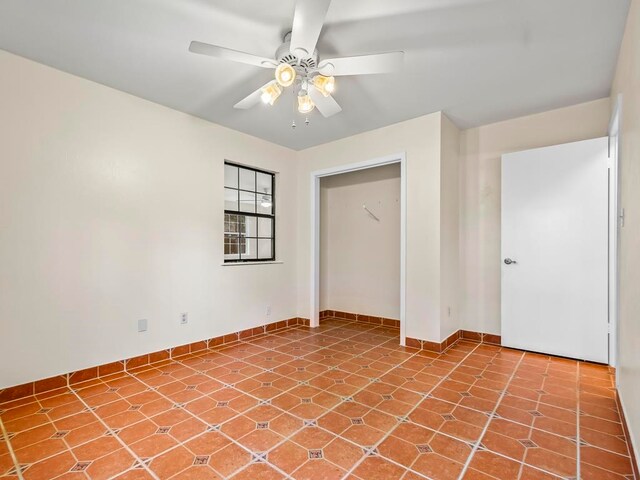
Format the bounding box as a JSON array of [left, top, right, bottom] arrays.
[[318, 51, 404, 76], [234, 82, 272, 109], [289, 0, 332, 58], [308, 87, 342, 118], [189, 41, 277, 68]]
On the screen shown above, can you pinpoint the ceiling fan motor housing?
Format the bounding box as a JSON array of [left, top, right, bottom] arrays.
[[276, 36, 318, 71]]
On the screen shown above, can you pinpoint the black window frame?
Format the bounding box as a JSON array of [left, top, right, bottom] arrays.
[[224, 161, 276, 263]]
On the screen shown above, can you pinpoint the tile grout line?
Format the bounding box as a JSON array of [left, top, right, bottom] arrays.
[[3, 323, 603, 445], [1, 321, 377, 479], [3, 328, 526, 479], [148, 319, 437, 478], [143, 321, 428, 478], [0, 415, 24, 480], [68, 388, 161, 480], [340, 342, 485, 480], [3, 323, 624, 479], [114, 321, 389, 478], [211, 332, 440, 479], [4, 355, 619, 480], [457, 349, 527, 479]]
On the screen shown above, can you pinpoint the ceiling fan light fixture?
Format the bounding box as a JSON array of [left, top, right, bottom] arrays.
[[313, 75, 335, 97], [260, 81, 282, 105], [297, 91, 315, 114], [275, 63, 296, 87]]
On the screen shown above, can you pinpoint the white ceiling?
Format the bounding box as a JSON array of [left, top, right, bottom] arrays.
[[0, 0, 630, 150]]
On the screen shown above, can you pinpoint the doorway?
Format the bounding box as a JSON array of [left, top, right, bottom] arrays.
[[310, 153, 407, 345], [320, 164, 401, 327]]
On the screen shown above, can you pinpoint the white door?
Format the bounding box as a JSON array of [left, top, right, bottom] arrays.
[[501, 137, 609, 363]]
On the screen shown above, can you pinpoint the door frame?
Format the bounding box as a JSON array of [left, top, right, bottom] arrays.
[[608, 95, 622, 370], [309, 152, 407, 346]]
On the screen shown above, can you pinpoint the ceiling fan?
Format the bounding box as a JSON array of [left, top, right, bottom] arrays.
[[188, 0, 404, 119]]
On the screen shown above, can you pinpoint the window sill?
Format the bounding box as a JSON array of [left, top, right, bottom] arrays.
[[221, 261, 283, 266]]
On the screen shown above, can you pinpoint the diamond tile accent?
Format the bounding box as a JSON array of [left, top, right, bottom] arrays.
[[134, 458, 151, 469], [70, 461, 91, 472], [519, 439, 538, 448], [193, 455, 209, 465], [252, 452, 268, 463], [308, 449, 323, 459], [363, 447, 379, 456], [529, 411, 543, 417], [36, 408, 51, 414], [0, 316, 632, 480]]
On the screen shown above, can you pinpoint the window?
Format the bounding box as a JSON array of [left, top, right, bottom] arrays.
[[224, 162, 275, 262]]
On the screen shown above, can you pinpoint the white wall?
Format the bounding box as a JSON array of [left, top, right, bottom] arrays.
[[0, 46, 621, 395], [611, 0, 640, 462], [320, 164, 401, 319], [0, 50, 298, 388], [296, 113, 444, 342], [459, 98, 611, 335], [440, 115, 461, 339]]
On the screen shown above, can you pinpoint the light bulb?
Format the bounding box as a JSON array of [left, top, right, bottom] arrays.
[[260, 82, 282, 106], [312, 75, 336, 97], [297, 91, 315, 114], [275, 63, 296, 87]]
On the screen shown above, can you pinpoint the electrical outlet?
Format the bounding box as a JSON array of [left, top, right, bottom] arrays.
[[266, 305, 272, 317], [180, 312, 188, 325], [138, 319, 148, 332]]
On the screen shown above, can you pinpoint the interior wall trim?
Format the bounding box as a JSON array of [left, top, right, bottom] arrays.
[[0, 317, 310, 404], [406, 329, 502, 353]]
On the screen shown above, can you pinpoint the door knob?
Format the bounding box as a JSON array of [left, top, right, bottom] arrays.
[[504, 258, 517, 265]]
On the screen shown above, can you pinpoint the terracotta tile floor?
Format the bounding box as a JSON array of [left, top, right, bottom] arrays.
[[0, 318, 636, 479]]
